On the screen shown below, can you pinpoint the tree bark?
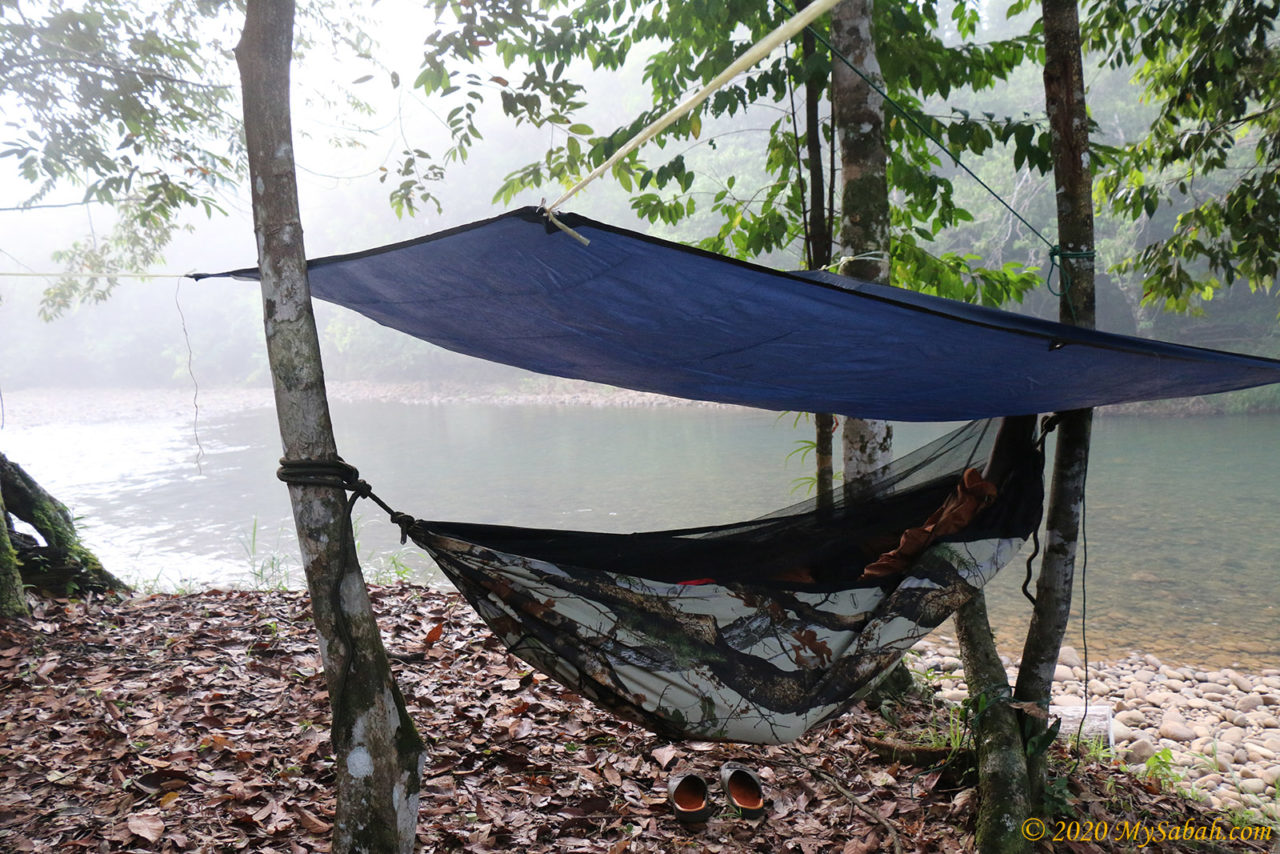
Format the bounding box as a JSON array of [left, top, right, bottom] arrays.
[[1015, 0, 1096, 805], [831, 0, 889, 286], [235, 3, 425, 851], [0, 477, 27, 618], [955, 592, 1031, 854], [0, 451, 126, 597], [829, 0, 913, 707], [830, 0, 894, 493]]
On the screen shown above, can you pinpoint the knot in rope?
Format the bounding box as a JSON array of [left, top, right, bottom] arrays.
[[1045, 245, 1097, 296]]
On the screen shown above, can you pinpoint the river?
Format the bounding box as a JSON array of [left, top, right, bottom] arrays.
[[3, 386, 1276, 670]]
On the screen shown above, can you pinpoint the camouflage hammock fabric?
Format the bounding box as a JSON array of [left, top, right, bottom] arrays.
[[410, 421, 1044, 744]]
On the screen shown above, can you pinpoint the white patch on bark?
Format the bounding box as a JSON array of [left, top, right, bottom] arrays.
[[340, 572, 363, 615], [347, 745, 373, 778], [255, 176, 264, 195], [393, 771, 419, 849]]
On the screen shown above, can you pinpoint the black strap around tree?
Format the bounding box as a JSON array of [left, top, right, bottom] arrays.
[[276, 457, 415, 543]]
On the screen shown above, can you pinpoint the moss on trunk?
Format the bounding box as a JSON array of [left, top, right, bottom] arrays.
[[0, 451, 127, 597], [0, 486, 28, 618]]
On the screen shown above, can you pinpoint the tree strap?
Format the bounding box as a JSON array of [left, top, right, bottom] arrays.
[[276, 458, 414, 543]]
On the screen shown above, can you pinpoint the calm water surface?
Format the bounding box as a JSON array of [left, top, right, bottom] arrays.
[[4, 393, 1276, 670]]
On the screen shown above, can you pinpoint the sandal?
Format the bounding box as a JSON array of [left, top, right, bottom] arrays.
[[667, 772, 714, 824], [719, 762, 766, 819]]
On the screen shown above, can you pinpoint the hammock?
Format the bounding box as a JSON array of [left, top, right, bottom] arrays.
[[399, 418, 1043, 744]]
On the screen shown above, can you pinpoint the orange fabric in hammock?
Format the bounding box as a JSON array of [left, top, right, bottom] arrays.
[[860, 468, 998, 580]]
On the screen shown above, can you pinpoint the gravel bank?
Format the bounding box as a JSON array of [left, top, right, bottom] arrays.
[[915, 637, 1280, 822]]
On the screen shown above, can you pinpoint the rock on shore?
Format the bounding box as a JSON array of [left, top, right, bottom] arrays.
[[913, 639, 1280, 822]]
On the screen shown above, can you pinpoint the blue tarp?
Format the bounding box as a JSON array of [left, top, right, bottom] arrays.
[[207, 207, 1280, 421]]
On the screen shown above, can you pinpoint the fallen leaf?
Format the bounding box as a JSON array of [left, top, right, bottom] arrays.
[[127, 812, 164, 842], [295, 806, 332, 834], [650, 745, 679, 769]]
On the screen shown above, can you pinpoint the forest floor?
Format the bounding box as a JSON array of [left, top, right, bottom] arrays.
[[1, 585, 1276, 854]]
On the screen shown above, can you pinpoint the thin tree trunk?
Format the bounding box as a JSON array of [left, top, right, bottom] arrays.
[[955, 592, 1031, 854], [1014, 0, 1096, 805], [235, 3, 424, 851], [951, 416, 1036, 854], [831, 0, 888, 286], [830, 0, 893, 493], [800, 13, 838, 511], [828, 0, 914, 707]]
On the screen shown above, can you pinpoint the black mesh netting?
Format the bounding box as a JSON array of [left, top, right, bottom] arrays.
[[401, 418, 1044, 742]]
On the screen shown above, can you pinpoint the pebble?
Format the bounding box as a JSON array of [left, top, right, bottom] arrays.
[[1236, 694, 1264, 713], [1238, 778, 1268, 795], [1116, 709, 1147, 727], [1159, 719, 1195, 742], [1127, 739, 1157, 764]]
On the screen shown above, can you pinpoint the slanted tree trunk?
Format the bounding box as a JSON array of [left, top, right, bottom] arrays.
[[1015, 0, 1096, 805], [0, 451, 126, 598], [235, 3, 425, 851]]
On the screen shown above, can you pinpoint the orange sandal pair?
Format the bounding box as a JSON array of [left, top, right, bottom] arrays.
[[667, 762, 766, 824]]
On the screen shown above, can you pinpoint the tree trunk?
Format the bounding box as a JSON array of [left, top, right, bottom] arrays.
[[830, 0, 893, 493], [829, 0, 914, 706], [1014, 0, 1096, 805], [950, 416, 1036, 853], [798, 9, 838, 512], [831, 0, 888, 286], [235, 4, 425, 851], [955, 592, 1031, 854], [0, 478, 27, 618], [0, 451, 126, 597]]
